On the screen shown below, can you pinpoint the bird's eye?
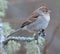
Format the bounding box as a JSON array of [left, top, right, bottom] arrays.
[[42, 8, 48, 13]]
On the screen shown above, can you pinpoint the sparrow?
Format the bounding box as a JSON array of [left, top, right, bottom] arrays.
[[20, 6, 51, 36]]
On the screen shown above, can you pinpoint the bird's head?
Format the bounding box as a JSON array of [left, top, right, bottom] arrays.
[[30, 6, 51, 19], [37, 6, 51, 15]]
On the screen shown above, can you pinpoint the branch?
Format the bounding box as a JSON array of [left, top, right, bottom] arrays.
[[3, 36, 35, 45]]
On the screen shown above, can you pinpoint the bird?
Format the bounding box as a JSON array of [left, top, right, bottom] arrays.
[[20, 6, 51, 37]]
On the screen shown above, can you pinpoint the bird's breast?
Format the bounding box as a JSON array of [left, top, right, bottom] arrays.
[[44, 14, 50, 22], [28, 16, 50, 30]]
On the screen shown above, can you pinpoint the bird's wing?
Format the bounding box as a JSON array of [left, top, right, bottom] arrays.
[[20, 20, 32, 28], [21, 13, 39, 28]]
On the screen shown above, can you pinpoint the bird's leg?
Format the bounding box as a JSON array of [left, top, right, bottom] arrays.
[[33, 31, 40, 44], [41, 29, 46, 37], [38, 29, 46, 37], [34, 35, 38, 40], [33, 30, 39, 40], [38, 30, 42, 35]]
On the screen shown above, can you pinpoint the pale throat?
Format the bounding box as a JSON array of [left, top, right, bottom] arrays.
[[44, 13, 50, 21]]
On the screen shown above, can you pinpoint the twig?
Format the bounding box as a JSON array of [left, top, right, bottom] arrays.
[[3, 36, 35, 45]]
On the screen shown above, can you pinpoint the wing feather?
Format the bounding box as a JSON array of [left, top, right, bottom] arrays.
[[21, 13, 39, 28], [20, 21, 32, 28]]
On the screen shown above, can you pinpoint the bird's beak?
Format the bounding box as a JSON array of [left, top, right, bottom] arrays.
[[48, 10, 51, 13]]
